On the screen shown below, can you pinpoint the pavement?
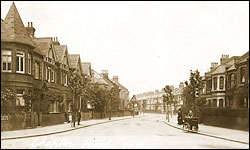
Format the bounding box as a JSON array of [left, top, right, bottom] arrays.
[[1, 115, 140, 140], [163, 113, 249, 144], [2, 113, 249, 149]]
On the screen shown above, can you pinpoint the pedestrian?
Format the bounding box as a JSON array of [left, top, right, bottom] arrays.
[[72, 112, 76, 127], [187, 110, 194, 118], [177, 108, 183, 125], [77, 110, 81, 125], [68, 112, 73, 127]]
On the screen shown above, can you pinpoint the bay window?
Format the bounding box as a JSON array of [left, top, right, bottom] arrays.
[[213, 77, 217, 90], [34, 61, 40, 79], [2, 50, 12, 72], [16, 52, 25, 73], [219, 76, 224, 90], [28, 53, 32, 74]]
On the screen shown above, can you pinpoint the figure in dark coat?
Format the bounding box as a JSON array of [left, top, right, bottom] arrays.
[[177, 108, 183, 125]]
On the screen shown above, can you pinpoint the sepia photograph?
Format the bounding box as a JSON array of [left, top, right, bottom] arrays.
[[1, 1, 249, 149]]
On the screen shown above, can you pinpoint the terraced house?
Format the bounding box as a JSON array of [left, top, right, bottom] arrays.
[[1, 2, 131, 131], [201, 52, 249, 109]]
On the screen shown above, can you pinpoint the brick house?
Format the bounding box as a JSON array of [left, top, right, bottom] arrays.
[[1, 3, 38, 111], [68, 54, 83, 111], [112, 76, 129, 109], [202, 52, 249, 109], [101, 70, 120, 110]]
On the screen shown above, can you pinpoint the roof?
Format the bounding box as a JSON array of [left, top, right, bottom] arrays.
[[211, 56, 240, 75], [227, 64, 237, 72], [54, 45, 68, 63], [33, 37, 54, 56], [172, 87, 184, 95], [81, 62, 91, 76], [111, 79, 128, 91], [91, 69, 108, 85], [237, 51, 249, 64], [1, 2, 35, 47], [69, 54, 81, 69]]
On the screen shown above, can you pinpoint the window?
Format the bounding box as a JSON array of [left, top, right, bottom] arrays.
[[240, 67, 246, 83], [206, 79, 212, 91], [228, 73, 235, 88], [65, 73, 68, 86], [16, 52, 25, 73], [219, 76, 224, 90], [28, 53, 32, 74], [34, 61, 40, 79], [16, 89, 25, 106], [51, 69, 54, 83], [207, 100, 212, 107], [212, 99, 217, 107], [213, 77, 217, 90], [2, 50, 12, 72], [47, 66, 51, 82], [243, 98, 248, 108], [219, 99, 223, 107]]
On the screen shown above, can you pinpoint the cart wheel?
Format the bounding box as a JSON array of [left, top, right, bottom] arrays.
[[183, 123, 189, 133], [192, 125, 198, 133]]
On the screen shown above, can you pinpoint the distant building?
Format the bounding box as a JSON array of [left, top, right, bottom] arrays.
[[112, 76, 129, 109]]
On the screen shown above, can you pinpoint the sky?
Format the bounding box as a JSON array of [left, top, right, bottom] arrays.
[[1, 1, 249, 97]]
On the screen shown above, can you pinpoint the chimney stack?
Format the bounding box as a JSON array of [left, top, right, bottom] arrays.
[[179, 82, 184, 89], [52, 37, 60, 45], [26, 22, 36, 38], [220, 54, 229, 64], [113, 76, 119, 84], [210, 62, 218, 70], [102, 70, 109, 79]]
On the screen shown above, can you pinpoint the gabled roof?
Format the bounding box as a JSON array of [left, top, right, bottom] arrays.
[[227, 64, 237, 72], [91, 69, 108, 85], [211, 56, 240, 75], [172, 87, 184, 95], [81, 62, 91, 76], [54, 45, 69, 64], [111, 79, 128, 91], [237, 51, 249, 64], [33, 37, 57, 61], [69, 54, 80, 68], [1, 2, 35, 47]]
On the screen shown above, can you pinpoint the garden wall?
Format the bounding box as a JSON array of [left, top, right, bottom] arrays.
[[200, 108, 249, 131]]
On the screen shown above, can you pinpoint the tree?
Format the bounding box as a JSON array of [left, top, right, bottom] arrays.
[[22, 93, 39, 113], [68, 71, 87, 126], [184, 69, 204, 117], [163, 85, 174, 120], [1, 88, 16, 114]]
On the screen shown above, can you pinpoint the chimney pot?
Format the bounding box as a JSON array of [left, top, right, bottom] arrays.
[[31, 22, 33, 27]]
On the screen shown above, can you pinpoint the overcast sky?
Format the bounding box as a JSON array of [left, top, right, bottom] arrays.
[[1, 1, 249, 97]]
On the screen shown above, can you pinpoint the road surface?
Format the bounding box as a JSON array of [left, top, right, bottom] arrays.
[[1, 113, 249, 149]]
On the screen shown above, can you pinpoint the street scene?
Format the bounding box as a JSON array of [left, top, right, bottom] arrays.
[[1, 1, 249, 149], [1, 114, 249, 149]]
